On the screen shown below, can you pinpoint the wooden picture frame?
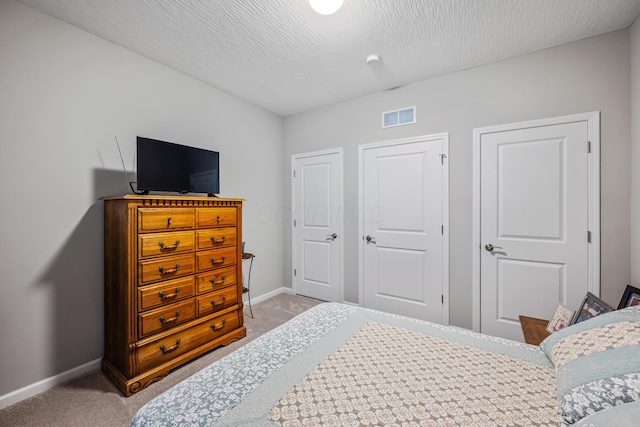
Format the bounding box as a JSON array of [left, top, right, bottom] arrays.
[[617, 284, 640, 309], [569, 292, 613, 325], [546, 304, 574, 334]]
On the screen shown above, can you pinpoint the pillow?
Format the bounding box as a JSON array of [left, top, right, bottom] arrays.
[[540, 306, 640, 426], [540, 305, 640, 358], [550, 320, 640, 368], [573, 400, 640, 427]]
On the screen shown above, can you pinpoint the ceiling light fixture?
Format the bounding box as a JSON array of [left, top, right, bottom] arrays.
[[309, 0, 344, 15]]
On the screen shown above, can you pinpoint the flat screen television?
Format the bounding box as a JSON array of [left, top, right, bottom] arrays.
[[136, 137, 220, 196]]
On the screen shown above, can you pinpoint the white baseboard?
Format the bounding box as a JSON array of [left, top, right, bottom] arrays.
[[340, 301, 360, 307], [0, 358, 102, 410], [243, 286, 294, 306], [1, 288, 296, 410]]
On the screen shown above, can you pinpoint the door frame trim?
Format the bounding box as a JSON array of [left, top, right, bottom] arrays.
[[358, 133, 450, 325], [291, 147, 344, 303], [472, 111, 600, 333]]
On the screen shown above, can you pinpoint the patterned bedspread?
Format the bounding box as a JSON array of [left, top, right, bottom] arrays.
[[131, 303, 559, 427], [269, 321, 558, 426]]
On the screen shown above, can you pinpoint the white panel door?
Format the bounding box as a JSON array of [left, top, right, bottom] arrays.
[[361, 136, 446, 323], [292, 150, 342, 302], [480, 121, 591, 341]]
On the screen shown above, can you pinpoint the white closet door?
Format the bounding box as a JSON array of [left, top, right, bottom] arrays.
[[361, 135, 447, 324]]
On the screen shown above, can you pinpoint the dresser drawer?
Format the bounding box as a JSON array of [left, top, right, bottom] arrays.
[[138, 276, 196, 311], [196, 246, 237, 272], [138, 254, 195, 285], [196, 227, 237, 250], [196, 208, 236, 228], [138, 299, 196, 338], [138, 208, 194, 233], [138, 231, 195, 259], [196, 266, 237, 294], [137, 310, 240, 373], [197, 286, 238, 316]]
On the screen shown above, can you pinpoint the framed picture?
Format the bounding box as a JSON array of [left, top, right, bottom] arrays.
[[617, 284, 640, 309], [570, 292, 613, 325], [546, 304, 574, 334]]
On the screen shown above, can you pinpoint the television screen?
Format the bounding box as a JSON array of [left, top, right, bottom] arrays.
[[136, 137, 220, 195]]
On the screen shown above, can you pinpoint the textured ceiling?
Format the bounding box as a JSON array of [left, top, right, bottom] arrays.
[[16, 0, 640, 116]]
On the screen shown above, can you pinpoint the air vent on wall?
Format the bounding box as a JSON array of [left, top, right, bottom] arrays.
[[382, 106, 416, 128]]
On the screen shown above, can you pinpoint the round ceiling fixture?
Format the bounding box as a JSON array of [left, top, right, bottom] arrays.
[[309, 0, 344, 15]]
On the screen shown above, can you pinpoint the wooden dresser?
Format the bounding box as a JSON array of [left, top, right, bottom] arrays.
[[101, 195, 246, 396]]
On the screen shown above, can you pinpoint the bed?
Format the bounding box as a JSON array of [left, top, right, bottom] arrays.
[[131, 303, 640, 427]]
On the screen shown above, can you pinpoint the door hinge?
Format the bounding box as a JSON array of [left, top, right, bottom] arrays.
[[294, 269, 297, 276], [587, 141, 591, 153], [294, 219, 296, 227], [441, 225, 444, 234], [441, 295, 444, 304], [588, 230, 591, 243], [439, 153, 447, 165], [293, 170, 296, 177]]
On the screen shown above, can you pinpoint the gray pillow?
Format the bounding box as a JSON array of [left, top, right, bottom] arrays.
[[539, 306, 640, 426]]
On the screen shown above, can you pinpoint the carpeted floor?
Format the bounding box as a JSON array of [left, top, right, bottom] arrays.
[[0, 293, 323, 427]]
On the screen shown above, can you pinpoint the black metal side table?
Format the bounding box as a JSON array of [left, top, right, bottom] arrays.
[[242, 252, 255, 318]]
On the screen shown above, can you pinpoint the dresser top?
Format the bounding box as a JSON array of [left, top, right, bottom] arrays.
[[101, 194, 244, 202]]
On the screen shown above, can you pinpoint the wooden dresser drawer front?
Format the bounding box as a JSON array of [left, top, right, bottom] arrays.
[[138, 299, 196, 338], [196, 247, 237, 272], [196, 227, 237, 250], [138, 208, 195, 233], [137, 310, 240, 373], [138, 254, 195, 285], [196, 267, 237, 294], [197, 286, 238, 316], [138, 231, 195, 259], [138, 276, 196, 311], [196, 208, 236, 228]]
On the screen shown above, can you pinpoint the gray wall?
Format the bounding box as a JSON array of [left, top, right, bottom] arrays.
[[631, 18, 640, 284], [283, 29, 632, 329], [0, 0, 283, 396], [1, 0, 636, 402]]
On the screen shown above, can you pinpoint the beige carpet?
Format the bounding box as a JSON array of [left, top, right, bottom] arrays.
[[0, 293, 322, 427]]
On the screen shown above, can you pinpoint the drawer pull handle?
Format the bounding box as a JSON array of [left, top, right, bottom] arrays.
[[217, 216, 221, 224], [159, 310, 181, 324], [210, 296, 227, 306], [210, 319, 226, 331], [158, 240, 180, 250], [167, 217, 172, 226], [158, 287, 180, 300], [159, 338, 181, 354], [210, 256, 226, 265], [210, 236, 226, 244], [159, 263, 180, 275], [209, 276, 226, 286]]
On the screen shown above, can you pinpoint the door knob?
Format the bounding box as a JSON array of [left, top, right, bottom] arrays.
[[366, 235, 376, 244], [326, 233, 337, 240], [485, 243, 503, 251]]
